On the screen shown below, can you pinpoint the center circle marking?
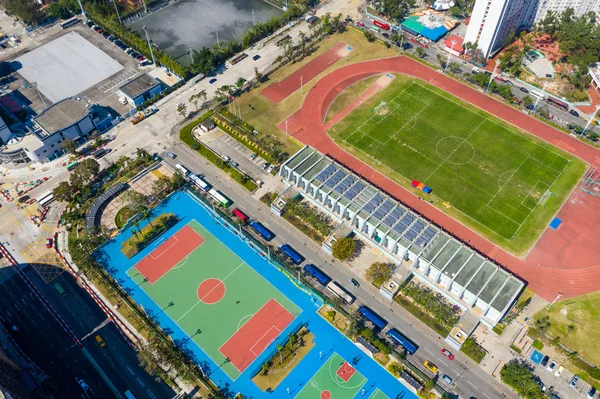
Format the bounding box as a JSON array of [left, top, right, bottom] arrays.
[[435, 136, 475, 165], [197, 278, 225, 304]]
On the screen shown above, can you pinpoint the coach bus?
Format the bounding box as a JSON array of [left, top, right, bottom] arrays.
[[373, 20, 390, 30], [387, 328, 418, 355], [249, 221, 275, 241], [66, 161, 78, 171], [92, 148, 109, 159], [279, 244, 304, 265], [175, 164, 191, 177], [208, 189, 232, 207], [370, 26, 381, 33], [232, 208, 249, 223], [36, 191, 55, 207], [229, 53, 248, 66], [357, 306, 387, 330], [303, 264, 331, 286], [189, 174, 211, 191], [530, 90, 546, 101], [325, 281, 355, 305], [61, 17, 80, 29], [547, 96, 569, 111]]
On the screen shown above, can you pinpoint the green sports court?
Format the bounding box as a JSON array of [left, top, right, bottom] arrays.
[[127, 219, 301, 380], [295, 353, 368, 399]]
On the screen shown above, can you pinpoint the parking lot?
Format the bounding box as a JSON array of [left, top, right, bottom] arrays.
[[530, 351, 592, 399]]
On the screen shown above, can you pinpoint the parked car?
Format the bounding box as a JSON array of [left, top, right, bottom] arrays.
[[252, 54, 261, 61], [267, 164, 275, 173], [546, 360, 557, 372], [570, 375, 580, 388], [555, 365, 564, 377], [85, 21, 94, 27], [382, 32, 390, 38], [441, 374, 453, 385], [209, 78, 217, 84], [250, 153, 258, 160], [262, 162, 270, 170], [166, 152, 177, 159], [569, 109, 580, 117], [541, 355, 550, 367], [355, 21, 365, 27], [525, 104, 535, 110], [17, 195, 30, 203], [391, 29, 399, 34], [441, 348, 454, 360], [45, 238, 53, 249], [230, 161, 239, 168], [101, 32, 110, 38], [424, 361, 438, 373], [345, 17, 353, 22], [77, 379, 90, 391], [520, 87, 529, 93], [349, 278, 359, 288], [587, 387, 597, 398]]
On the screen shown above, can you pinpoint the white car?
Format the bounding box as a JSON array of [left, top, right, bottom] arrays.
[[77, 379, 89, 391], [546, 360, 557, 372], [267, 164, 275, 173], [555, 365, 564, 377]]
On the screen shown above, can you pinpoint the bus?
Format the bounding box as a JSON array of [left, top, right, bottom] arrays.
[[124, 391, 136, 399], [229, 53, 248, 66], [357, 306, 387, 330], [373, 20, 390, 30], [61, 17, 80, 29], [303, 264, 331, 286], [92, 148, 108, 159], [370, 26, 381, 33], [279, 244, 304, 265], [386, 328, 418, 355], [208, 188, 232, 207], [530, 90, 546, 101], [66, 161, 79, 171], [175, 164, 190, 177], [325, 281, 355, 305], [232, 208, 249, 223], [189, 174, 211, 191], [547, 97, 569, 111], [249, 221, 275, 241], [36, 191, 55, 207]]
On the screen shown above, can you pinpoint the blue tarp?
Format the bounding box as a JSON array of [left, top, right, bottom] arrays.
[[420, 25, 448, 42], [549, 218, 562, 229]]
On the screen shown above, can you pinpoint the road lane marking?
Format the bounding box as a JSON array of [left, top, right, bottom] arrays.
[[439, 360, 449, 367], [424, 348, 433, 355], [136, 378, 145, 387], [127, 366, 135, 375], [482, 393, 491, 399], [467, 381, 478, 390]]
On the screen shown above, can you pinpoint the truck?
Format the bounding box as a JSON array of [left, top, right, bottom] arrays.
[[131, 107, 157, 125]]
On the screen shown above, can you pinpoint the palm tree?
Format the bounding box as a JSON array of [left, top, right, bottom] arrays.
[[565, 324, 576, 338], [276, 343, 283, 363], [143, 209, 153, 228]]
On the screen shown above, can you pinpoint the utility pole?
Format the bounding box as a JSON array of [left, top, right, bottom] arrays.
[[76, 0, 87, 21], [533, 82, 549, 112], [215, 31, 220, 47], [547, 292, 563, 309], [252, 9, 255, 26], [31, 82, 47, 110], [444, 40, 455, 74], [190, 47, 194, 64], [485, 59, 500, 93], [141, 0, 148, 14], [142, 25, 156, 66], [580, 104, 600, 138], [112, 0, 122, 25]]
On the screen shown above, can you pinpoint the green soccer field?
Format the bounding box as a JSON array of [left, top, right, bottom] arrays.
[[127, 220, 301, 380], [295, 353, 367, 399], [328, 76, 586, 254]]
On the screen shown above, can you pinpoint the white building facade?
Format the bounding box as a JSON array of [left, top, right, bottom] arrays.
[[465, 0, 600, 59]]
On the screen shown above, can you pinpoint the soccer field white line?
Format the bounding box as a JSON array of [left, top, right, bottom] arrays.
[[176, 261, 246, 323], [520, 180, 551, 210], [249, 325, 282, 356], [148, 235, 180, 260], [422, 119, 486, 183]]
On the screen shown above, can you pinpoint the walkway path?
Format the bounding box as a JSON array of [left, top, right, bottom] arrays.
[[282, 55, 600, 302]]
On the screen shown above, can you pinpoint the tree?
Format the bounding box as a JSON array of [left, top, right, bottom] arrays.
[[565, 324, 576, 338], [500, 360, 545, 399], [415, 47, 426, 58], [331, 237, 356, 261], [70, 158, 100, 188], [366, 262, 392, 284], [191, 47, 216, 75], [235, 77, 246, 88], [437, 54, 447, 70], [46, 2, 73, 19], [4, 0, 42, 25], [448, 6, 463, 18], [177, 103, 187, 120], [298, 31, 308, 58], [61, 138, 78, 155], [523, 95, 533, 106], [534, 315, 551, 333], [52, 181, 75, 203], [364, 30, 376, 43], [122, 190, 147, 214], [152, 175, 172, 198], [254, 67, 263, 83]]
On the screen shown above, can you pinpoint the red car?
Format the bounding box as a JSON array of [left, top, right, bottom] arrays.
[[45, 238, 53, 249], [441, 348, 454, 360], [355, 21, 365, 27]]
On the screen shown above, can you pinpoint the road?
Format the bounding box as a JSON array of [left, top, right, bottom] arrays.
[[162, 136, 514, 399]]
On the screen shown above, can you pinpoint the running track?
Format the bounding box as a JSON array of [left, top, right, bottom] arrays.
[[282, 56, 600, 301]]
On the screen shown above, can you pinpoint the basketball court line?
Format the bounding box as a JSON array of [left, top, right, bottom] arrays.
[[148, 236, 180, 260], [176, 262, 245, 322], [249, 325, 282, 355]]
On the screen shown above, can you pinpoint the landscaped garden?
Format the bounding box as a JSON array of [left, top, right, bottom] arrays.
[[120, 213, 179, 258]]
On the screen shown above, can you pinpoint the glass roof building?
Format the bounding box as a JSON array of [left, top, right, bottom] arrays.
[[280, 147, 524, 327]]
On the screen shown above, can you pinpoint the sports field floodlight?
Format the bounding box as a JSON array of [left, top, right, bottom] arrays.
[[111, 0, 122, 25], [142, 25, 156, 66], [444, 40, 456, 74], [485, 59, 500, 93], [580, 104, 600, 138]]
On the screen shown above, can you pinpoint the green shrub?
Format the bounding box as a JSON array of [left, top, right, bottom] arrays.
[[532, 340, 544, 350]]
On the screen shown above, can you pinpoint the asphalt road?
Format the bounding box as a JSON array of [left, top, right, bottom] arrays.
[[163, 138, 515, 399]]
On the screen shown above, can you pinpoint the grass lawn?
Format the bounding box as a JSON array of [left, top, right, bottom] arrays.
[[114, 206, 132, 230], [328, 75, 586, 254], [120, 213, 175, 258], [318, 305, 350, 332], [324, 75, 381, 123], [394, 296, 451, 338], [534, 292, 600, 367], [237, 28, 398, 157]]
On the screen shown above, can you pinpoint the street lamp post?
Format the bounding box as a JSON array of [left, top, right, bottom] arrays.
[[141, 0, 148, 14], [547, 291, 563, 309], [485, 59, 500, 93], [300, 76, 303, 94], [580, 105, 600, 138], [252, 9, 255, 26], [112, 0, 122, 25], [142, 25, 156, 66], [444, 40, 456, 74], [190, 47, 194, 64], [215, 31, 220, 47], [533, 82, 549, 112], [76, 0, 87, 21]]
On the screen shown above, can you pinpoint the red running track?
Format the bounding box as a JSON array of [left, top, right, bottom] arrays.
[[284, 55, 600, 301]]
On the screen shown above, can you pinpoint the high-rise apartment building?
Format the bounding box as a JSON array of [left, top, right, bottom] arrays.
[[464, 0, 600, 59]]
